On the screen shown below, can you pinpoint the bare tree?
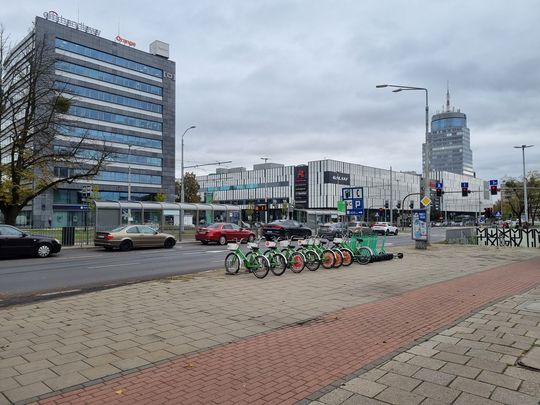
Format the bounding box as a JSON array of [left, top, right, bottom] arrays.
[[0, 26, 112, 224]]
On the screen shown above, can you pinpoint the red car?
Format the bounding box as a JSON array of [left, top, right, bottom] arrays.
[[195, 223, 256, 245]]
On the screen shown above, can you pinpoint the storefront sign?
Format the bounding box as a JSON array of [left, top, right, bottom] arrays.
[[294, 165, 309, 208], [323, 171, 350, 185]]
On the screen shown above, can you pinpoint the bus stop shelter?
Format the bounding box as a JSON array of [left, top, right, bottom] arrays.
[[94, 201, 242, 240]]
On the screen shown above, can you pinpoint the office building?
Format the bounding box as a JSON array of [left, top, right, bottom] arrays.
[[2, 12, 175, 226], [424, 88, 474, 177]]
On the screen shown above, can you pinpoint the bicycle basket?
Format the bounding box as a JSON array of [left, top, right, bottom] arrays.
[[333, 238, 343, 243], [265, 241, 276, 248], [247, 242, 259, 249], [227, 243, 238, 251], [279, 240, 290, 247]]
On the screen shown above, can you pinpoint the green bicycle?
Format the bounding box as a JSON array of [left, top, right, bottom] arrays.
[[262, 240, 287, 276], [297, 237, 335, 269], [225, 240, 271, 279], [277, 239, 307, 273]]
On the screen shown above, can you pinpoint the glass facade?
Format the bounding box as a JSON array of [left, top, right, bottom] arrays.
[[56, 38, 163, 78], [56, 81, 162, 113], [95, 171, 161, 185], [68, 106, 162, 132], [56, 61, 163, 96], [59, 126, 162, 149], [431, 117, 466, 131]]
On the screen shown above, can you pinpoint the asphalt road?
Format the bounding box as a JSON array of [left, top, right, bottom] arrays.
[[0, 228, 447, 303]]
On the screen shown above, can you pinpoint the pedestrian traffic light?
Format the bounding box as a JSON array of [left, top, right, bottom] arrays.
[[409, 201, 414, 209], [384, 200, 389, 209], [490, 185, 498, 195], [396, 201, 401, 209]]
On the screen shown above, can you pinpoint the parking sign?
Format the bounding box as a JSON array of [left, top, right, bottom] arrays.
[[341, 187, 364, 215]]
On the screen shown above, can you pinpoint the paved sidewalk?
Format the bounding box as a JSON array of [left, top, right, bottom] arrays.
[[0, 245, 538, 404]]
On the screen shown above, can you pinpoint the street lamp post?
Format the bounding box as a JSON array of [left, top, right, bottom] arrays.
[[514, 144, 534, 224], [180, 126, 197, 203], [376, 84, 430, 248], [180, 126, 196, 240], [260, 157, 270, 223]]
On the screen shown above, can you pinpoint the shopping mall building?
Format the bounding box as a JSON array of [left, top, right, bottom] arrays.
[[196, 159, 493, 227]]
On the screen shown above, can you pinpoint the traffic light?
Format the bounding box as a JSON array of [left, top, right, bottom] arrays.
[[384, 200, 389, 209], [461, 182, 469, 197], [484, 207, 493, 218], [490, 185, 498, 195], [435, 181, 443, 197], [489, 180, 498, 195], [409, 201, 414, 209], [396, 201, 401, 209]]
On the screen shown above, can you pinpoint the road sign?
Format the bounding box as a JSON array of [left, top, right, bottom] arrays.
[[435, 181, 443, 189], [460, 182, 469, 188], [421, 196, 431, 207], [341, 187, 364, 215], [489, 179, 498, 186], [495, 211, 502, 218], [374, 212, 379, 218]]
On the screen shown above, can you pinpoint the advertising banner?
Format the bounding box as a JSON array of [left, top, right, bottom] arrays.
[[412, 209, 427, 241]]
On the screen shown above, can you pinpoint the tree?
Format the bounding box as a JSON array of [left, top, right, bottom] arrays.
[[175, 172, 201, 203], [501, 171, 539, 226], [245, 202, 254, 222], [281, 201, 289, 219], [0, 26, 111, 224], [154, 190, 166, 202]]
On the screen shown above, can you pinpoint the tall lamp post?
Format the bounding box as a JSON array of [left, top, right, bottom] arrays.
[[376, 84, 430, 248], [180, 126, 196, 203], [260, 157, 270, 223], [514, 144, 534, 224]]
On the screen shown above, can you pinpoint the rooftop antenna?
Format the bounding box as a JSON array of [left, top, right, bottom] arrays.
[[446, 80, 450, 112]]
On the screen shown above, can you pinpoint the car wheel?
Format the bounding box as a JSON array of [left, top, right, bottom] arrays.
[[119, 240, 133, 251], [394, 229, 398, 236], [218, 235, 227, 245], [164, 238, 176, 248], [247, 234, 255, 243], [36, 243, 52, 258]]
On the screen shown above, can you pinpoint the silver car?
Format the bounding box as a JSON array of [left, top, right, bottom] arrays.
[[95, 225, 177, 251]]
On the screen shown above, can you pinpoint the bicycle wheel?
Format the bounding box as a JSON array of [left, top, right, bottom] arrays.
[[321, 249, 335, 269], [269, 252, 287, 276], [356, 247, 372, 265], [332, 249, 343, 268], [304, 250, 320, 271], [340, 248, 353, 267], [252, 255, 270, 279], [225, 253, 240, 274], [289, 252, 305, 273]]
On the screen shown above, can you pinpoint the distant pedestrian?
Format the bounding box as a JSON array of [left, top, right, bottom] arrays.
[[48, 217, 52, 227]]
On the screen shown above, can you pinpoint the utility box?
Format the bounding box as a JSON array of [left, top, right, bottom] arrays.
[[149, 40, 170, 58]]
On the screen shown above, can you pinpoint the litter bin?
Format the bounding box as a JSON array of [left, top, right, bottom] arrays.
[[62, 226, 75, 246]]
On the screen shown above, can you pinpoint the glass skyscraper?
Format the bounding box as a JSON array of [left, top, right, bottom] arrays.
[[424, 89, 474, 177]]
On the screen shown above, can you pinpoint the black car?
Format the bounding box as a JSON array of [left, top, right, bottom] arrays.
[[0, 225, 62, 258], [317, 222, 348, 239], [261, 220, 312, 240]]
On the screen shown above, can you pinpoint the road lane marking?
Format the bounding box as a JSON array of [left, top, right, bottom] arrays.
[[87, 262, 141, 269]]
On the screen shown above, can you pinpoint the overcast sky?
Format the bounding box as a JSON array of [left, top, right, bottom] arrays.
[[3, 1, 540, 182]]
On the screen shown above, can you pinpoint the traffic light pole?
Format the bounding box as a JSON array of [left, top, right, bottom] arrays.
[[401, 192, 421, 231]]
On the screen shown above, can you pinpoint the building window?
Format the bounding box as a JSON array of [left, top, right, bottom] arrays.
[[56, 38, 163, 78], [59, 126, 162, 149], [56, 61, 163, 96], [68, 106, 162, 132], [55, 82, 162, 113]]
